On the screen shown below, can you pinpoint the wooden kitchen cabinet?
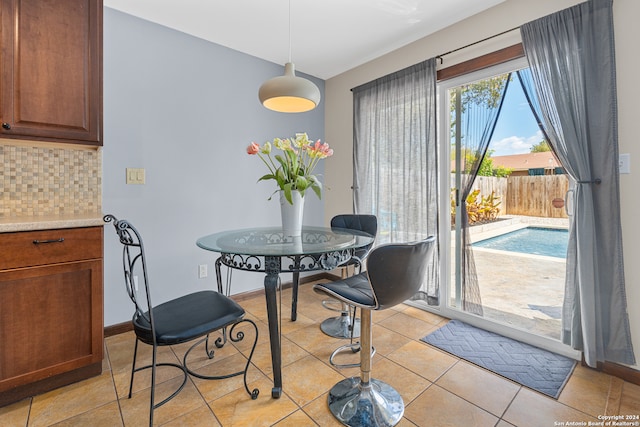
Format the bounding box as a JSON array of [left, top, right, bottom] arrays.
[[0, 226, 103, 407], [0, 0, 103, 145]]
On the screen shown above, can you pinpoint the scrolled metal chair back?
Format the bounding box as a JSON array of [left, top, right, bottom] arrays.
[[104, 214, 155, 336]]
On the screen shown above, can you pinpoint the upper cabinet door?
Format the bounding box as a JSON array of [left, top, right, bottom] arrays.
[[0, 0, 103, 145]]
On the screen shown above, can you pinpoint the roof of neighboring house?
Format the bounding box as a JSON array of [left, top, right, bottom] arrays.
[[492, 152, 561, 171]]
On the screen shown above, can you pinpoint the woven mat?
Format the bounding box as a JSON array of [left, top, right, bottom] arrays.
[[422, 320, 575, 398]]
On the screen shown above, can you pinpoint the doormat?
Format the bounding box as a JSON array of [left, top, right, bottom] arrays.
[[421, 320, 575, 398]]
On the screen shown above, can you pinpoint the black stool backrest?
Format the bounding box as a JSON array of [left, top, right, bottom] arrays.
[[366, 236, 436, 310], [331, 214, 377, 259]]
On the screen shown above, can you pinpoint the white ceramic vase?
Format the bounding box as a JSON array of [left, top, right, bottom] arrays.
[[280, 190, 304, 237]]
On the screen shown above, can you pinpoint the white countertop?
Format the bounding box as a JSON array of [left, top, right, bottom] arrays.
[[0, 213, 105, 233]]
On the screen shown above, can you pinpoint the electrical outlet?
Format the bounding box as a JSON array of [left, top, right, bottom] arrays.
[[198, 264, 208, 279]]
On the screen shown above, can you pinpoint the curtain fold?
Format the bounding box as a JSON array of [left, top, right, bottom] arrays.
[[520, 0, 635, 366], [352, 58, 439, 305]]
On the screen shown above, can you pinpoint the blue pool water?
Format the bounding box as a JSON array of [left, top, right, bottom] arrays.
[[473, 227, 568, 258]]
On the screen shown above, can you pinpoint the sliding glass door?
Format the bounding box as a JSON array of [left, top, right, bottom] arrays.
[[436, 58, 576, 357]]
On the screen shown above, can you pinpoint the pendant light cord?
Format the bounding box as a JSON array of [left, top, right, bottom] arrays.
[[288, 0, 292, 62]]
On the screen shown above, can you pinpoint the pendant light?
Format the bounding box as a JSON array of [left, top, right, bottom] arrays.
[[258, 0, 321, 113]]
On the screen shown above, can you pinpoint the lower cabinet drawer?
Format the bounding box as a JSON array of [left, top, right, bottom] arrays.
[[0, 227, 103, 270]]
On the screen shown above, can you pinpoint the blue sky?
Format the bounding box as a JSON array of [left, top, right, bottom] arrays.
[[488, 78, 544, 157]]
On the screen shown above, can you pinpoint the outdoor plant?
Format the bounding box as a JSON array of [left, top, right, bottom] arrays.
[[246, 133, 333, 204], [451, 189, 502, 226]]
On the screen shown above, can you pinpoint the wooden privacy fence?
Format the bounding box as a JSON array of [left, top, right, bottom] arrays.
[[456, 174, 570, 218], [506, 175, 569, 218]]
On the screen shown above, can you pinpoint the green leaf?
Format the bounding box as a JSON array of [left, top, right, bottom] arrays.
[[295, 175, 309, 190], [258, 173, 276, 182], [283, 183, 293, 204], [311, 180, 323, 199]]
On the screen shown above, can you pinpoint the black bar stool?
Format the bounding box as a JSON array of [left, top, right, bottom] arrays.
[[313, 236, 436, 427]]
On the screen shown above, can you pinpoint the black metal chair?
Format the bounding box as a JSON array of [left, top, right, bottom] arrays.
[[104, 215, 259, 426], [321, 214, 377, 340], [313, 236, 436, 427]]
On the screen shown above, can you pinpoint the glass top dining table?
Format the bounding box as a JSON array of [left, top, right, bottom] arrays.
[[196, 226, 375, 398]]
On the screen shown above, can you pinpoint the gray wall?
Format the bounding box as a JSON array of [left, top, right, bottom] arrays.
[[102, 8, 325, 327]]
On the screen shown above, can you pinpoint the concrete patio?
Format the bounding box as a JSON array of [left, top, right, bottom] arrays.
[[463, 215, 569, 340]]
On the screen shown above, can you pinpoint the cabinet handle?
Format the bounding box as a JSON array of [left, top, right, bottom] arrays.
[[2, 123, 11, 130], [33, 238, 65, 244]]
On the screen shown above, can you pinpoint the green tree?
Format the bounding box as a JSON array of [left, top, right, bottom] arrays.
[[459, 149, 512, 177], [450, 74, 511, 142], [530, 140, 551, 152]]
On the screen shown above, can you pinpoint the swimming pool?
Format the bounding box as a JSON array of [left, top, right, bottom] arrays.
[[473, 227, 568, 258]]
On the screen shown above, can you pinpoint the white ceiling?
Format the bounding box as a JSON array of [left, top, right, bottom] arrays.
[[104, 0, 506, 79]]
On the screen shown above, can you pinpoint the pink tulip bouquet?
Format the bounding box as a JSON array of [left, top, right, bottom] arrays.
[[246, 133, 333, 204]]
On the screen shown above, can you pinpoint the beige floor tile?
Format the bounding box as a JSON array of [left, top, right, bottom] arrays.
[[171, 334, 243, 372], [281, 355, 345, 407], [302, 394, 344, 427], [372, 357, 432, 404], [110, 345, 185, 399], [240, 296, 270, 320], [28, 371, 117, 427], [286, 323, 345, 357], [620, 381, 640, 415], [271, 409, 317, 426], [280, 312, 318, 335], [298, 296, 342, 323], [49, 401, 123, 427], [119, 377, 206, 426], [0, 398, 31, 426], [209, 376, 298, 426], [162, 405, 221, 427], [372, 306, 406, 323], [378, 312, 442, 340], [436, 361, 520, 417], [605, 376, 625, 415], [503, 388, 597, 426], [404, 385, 498, 427], [230, 314, 269, 353], [371, 323, 413, 356], [558, 365, 611, 417], [189, 352, 265, 403], [401, 305, 447, 325], [105, 331, 138, 372], [387, 341, 458, 382], [247, 336, 309, 377]]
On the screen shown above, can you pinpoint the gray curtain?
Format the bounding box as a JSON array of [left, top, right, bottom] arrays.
[[521, 0, 635, 366], [352, 58, 439, 305]]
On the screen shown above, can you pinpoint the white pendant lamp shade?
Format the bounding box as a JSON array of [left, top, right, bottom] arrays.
[[259, 62, 321, 113]]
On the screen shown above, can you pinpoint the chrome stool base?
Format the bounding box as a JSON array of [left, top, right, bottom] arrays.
[[320, 316, 361, 339], [328, 377, 404, 427]]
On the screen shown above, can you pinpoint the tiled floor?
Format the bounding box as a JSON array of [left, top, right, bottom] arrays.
[[1, 283, 639, 426]]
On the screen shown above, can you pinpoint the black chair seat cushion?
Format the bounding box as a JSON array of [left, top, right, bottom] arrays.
[[314, 273, 376, 309], [134, 290, 245, 346]]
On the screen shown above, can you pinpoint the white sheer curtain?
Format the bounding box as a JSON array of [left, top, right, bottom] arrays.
[[520, 0, 635, 366], [352, 58, 439, 305]]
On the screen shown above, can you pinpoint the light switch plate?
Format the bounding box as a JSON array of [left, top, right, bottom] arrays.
[[619, 153, 630, 174], [126, 168, 146, 184]]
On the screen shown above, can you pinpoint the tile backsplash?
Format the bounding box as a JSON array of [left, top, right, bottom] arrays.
[[0, 143, 101, 218]]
